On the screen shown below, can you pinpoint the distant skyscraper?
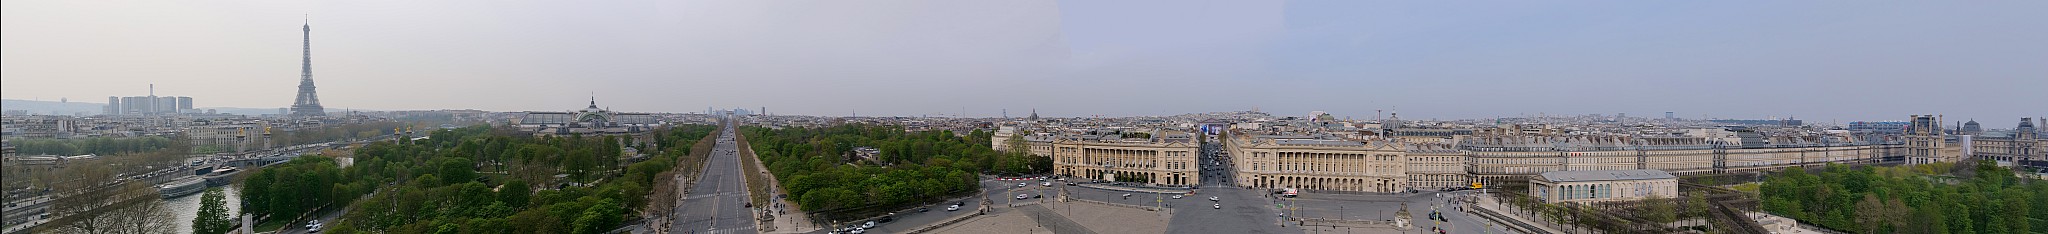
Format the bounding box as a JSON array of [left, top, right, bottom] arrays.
[[1664, 112, 1675, 120], [289, 20, 326, 117]]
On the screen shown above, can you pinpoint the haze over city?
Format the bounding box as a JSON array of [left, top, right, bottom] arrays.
[[5, 0, 2045, 125], [8, 1, 2048, 234]]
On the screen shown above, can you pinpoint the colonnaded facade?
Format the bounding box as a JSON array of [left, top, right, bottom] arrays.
[[1224, 128, 1908, 193], [1048, 134, 1202, 187], [1227, 136, 1411, 193]]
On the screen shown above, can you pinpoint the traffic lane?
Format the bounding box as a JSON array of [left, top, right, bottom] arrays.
[[839, 178, 1016, 233], [672, 130, 757, 234], [1166, 185, 1302, 234], [1062, 185, 1174, 208], [838, 177, 1040, 233], [1431, 190, 1509, 234], [277, 203, 349, 234], [710, 136, 757, 233], [1279, 191, 1510, 234], [857, 196, 988, 234]]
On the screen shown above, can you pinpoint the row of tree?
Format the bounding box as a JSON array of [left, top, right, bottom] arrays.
[[740, 124, 1050, 213], [237, 124, 718, 234], [5, 136, 180, 156], [1759, 161, 2045, 234]]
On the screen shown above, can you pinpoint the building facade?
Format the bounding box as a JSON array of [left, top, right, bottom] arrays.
[[1529, 169, 1678, 204], [1227, 135, 1410, 193], [1973, 118, 2046, 163], [1903, 115, 1953, 164], [1050, 135, 1200, 186], [514, 99, 658, 136]]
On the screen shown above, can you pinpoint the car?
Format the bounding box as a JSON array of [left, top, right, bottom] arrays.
[[850, 228, 865, 234], [1042, 182, 1051, 187], [947, 204, 961, 211], [1018, 194, 1029, 200], [1213, 204, 1222, 209], [1066, 182, 1077, 186], [863, 221, 875, 229], [918, 207, 930, 212], [1018, 183, 1027, 187], [1033, 194, 1042, 199], [955, 201, 966, 206], [1171, 195, 1184, 199], [1209, 196, 1220, 201]]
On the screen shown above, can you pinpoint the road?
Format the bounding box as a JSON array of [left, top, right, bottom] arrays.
[[1157, 141, 1300, 234], [672, 124, 758, 234], [831, 176, 1018, 233]]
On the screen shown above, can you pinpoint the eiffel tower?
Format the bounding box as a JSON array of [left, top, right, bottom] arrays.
[[289, 19, 325, 117]]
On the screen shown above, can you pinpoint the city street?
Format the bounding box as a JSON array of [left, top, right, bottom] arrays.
[[672, 125, 758, 234], [836, 177, 1022, 234]]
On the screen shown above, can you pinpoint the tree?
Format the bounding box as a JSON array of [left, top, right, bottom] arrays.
[[1906, 201, 1951, 234], [483, 179, 524, 210], [47, 182, 178, 234], [572, 199, 624, 234], [1853, 194, 1890, 234], [440, 157, 477, 184], [192, 188, 236, 234], [1641, 196, 1678, 225]]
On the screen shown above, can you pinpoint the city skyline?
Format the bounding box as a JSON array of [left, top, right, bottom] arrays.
[[4, 1, 2045, 127]]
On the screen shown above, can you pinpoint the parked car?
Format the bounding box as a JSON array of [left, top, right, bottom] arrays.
[[1213, 204, 1222, 209], [1018, 194, 1029, 200], [1208, 196, 1220, 201], [1171, 195, 1184, 199], [947, 204, 961, 211]]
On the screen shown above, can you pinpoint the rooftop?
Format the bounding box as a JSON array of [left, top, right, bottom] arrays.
[[1536, 169, 1675, 183]]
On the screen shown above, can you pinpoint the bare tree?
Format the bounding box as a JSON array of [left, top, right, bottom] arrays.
[[45, 182, 178, 234]]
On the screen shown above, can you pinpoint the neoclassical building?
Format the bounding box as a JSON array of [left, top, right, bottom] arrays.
[[1529, 169, 1678, 204], [1405, 142, 1468, 189], [515, 98, 657, 136], [1050, 133, 1200, 186], [1903, 115, 1953, 164], [1227, 135, 1409, 193], [1459, 127, 1898, 188], [1972, 118, 2045, 163]]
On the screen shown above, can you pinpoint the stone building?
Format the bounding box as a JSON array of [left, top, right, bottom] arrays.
[[1227, 135, 1409, 193], [1973, 118, 2046, 163], [1529, 169, 1678, 204], [1050, 132, 1201, 186]]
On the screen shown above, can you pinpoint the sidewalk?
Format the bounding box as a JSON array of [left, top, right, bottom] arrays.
[[1467, 195, 1567, 234]]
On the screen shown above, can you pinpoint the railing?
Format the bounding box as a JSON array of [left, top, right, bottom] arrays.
[[1468, 204, 1553, 234]]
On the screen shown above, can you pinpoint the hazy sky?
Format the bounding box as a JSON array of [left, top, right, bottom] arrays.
[[4, 1, 2044, 127]]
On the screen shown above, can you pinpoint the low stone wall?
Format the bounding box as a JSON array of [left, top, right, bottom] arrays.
[[1468, 204, 1554, 234], [904, 212, 983, 234], [1293, 217, 1401, 228], [1074, 184, 1189, 194], [1064, 199, 1163, 211]]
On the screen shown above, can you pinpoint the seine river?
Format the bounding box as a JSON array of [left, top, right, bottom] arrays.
[[162, 184, 241, 234]]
